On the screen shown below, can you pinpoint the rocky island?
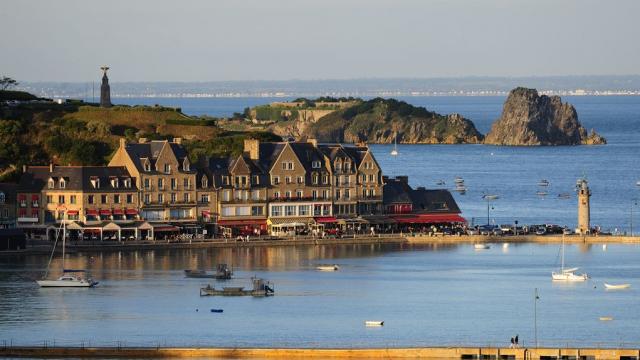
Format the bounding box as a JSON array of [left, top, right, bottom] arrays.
[[300, 98, 483, 144], [484, 87, 606, 146]]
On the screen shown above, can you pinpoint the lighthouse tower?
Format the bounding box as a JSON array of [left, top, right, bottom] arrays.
[[577, 179, 591, 235]]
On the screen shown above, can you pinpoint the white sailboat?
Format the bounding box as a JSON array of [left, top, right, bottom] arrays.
[[551, 234, 588, 281], [390, 133, 398, 156], [37, 220, 98, 288]]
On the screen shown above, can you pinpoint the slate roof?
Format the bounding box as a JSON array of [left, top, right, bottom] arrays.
[[18, 166, 136, 193], [124, 141, 194, 174], [383, 177, 461, 214]]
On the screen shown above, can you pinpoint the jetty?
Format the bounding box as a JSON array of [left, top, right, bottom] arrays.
[[1, 346, 639, 359]]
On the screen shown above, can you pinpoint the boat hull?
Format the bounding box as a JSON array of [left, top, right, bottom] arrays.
[[551, 272, 588, 281], [37, 280, 97, 287], [604, 283, 630, 290]]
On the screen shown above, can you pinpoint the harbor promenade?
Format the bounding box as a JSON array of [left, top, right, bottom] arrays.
[[1, 345, 639, 359]]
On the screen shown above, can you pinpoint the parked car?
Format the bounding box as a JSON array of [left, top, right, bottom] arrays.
[[499, 224, 513, 235], [562, 228, 573, 235], [535, 227, 547, 235], [479, 225, 502, 236], [467, 227, 480, 236]]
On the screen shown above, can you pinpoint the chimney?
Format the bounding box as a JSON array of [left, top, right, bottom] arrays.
[[173, 137, 182, 144], [119, 138, 126, 148], [397, 175, 409, 184], [244, 139, 260, 160], [138, 137, 148, 143], [307, 138, 318, 147], [49, 163, 54, 173]]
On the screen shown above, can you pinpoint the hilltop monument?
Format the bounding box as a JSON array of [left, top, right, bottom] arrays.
[[100, 66, 112, 108], [577, 178, 591, 235]]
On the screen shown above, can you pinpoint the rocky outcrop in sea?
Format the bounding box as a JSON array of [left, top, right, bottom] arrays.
[[484, 87, 606, 146]]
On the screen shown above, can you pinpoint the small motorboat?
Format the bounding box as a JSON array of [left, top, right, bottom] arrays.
[[537, 179, 550, 186], [482, 194, 499, 200], [316, 265, 339, 271], [604, 283, 631, 290], [210, 309, 224, 313], [599, 317, 613, 321], [536, 191, 548, 196], [454, 177, 464, 184], [474, 243, 490, 250], [185, 264, 233, 279], [365, 320, 384, 327]]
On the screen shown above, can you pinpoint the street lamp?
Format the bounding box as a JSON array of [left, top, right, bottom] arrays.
[[631, 198, 638, 237], [534, 288, 540, 348]]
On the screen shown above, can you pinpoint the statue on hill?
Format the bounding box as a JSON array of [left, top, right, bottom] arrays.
[[100, 66, 112, 108]]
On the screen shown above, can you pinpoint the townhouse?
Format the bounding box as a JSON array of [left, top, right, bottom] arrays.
[[0, 183, 17, 229]]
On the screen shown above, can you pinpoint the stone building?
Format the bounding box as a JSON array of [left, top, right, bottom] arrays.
[[0, 183, 17, 229], [109, 138, 197, 223]]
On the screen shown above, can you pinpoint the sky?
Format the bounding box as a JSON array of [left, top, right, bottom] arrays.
[[1, 0, 639, 82]]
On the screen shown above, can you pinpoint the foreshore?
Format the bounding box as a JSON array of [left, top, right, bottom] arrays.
[[3, 234, 640, 256], [1, 346, 639, 359]]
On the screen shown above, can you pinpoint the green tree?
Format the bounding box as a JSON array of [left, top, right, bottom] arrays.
[[0, 76, 18, 90]]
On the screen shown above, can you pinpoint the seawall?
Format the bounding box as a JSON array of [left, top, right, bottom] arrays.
[[1, 346, 639, 359]]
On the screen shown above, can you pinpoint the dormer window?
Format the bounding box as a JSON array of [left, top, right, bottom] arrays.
[[345, 162, 351, 171], [59, 178, 66, 189], [123, 178, 131, 188], [110, 177, 119, 188], [201, 176, 208, 188], [312, 161, 321, 169], [0, 192, 5, 204], [48, 178, 55, 189], [183, 158, 190, 171], [164, 164, 171, 174], [90, 177, 100, 189]]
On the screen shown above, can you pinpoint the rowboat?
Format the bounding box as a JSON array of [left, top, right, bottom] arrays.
[[317, 265, 339, 271], [604, 283, 630, 290], [365, 321, 384, 326]]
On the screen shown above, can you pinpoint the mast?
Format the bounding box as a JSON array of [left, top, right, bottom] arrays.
[[560, 233, 565, 272], [62, 219, 66, 270]]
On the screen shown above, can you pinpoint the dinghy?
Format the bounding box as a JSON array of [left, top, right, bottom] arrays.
[[316, 265, 339, 271], [365, 321, 384, 326], [604, 283, 630, 290]]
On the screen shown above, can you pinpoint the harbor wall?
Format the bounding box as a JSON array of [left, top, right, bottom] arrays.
[[1, 346, 639, 359], [406, 234, 640, 244]]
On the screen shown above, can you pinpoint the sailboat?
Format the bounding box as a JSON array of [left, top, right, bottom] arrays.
[[390, 133, 398, 156], [551, 234, 588, 281], [37, 220, 98, 288]]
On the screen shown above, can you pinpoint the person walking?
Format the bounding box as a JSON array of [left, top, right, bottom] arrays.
[[515, 335, 519, 348], [510, 337, 514, 348]]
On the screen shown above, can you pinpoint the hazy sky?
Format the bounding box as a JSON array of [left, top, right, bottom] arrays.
[[2, 0, 639, 82]]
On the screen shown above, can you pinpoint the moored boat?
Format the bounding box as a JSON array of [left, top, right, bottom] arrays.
[[552, 235, 588, 281], [604, 283, 630, 290], [316, 264, 339, 271], [474, 243, 490, 250], [365, 320, 384, 326]]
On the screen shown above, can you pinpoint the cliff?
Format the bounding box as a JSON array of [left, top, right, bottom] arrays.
[[484, 87, 606, 146], [302, 98, 483, 144]]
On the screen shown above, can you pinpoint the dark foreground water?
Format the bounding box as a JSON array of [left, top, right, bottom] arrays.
[[1, 243, 639, 348], [115, 96, 640, 231]]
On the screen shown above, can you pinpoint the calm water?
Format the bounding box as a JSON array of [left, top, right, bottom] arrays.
[[1, 243, 639, 348], [115, 96, 640, 230]]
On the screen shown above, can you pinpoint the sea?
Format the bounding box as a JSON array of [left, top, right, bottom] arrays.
[[0, 96, 638, 349], [113, 95, 640, 232]]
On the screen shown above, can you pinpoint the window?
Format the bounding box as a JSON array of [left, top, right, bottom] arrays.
[[251, 206, 263, 216], [201, 176, 208, 188], [312, 173, 319, 184], [312, 161, 321, 169], [312, 190, 317, 199], [110, 178, 119, 188], [271, 206, 282, 217], [345, 189, 350, 200], [126, 194, 133, 204], [91, 177, 100, 188], [201, 194, 210, 203], [297, 176, 304, 184], [323, 205, 331, 216], [221, 206, 234, 216], [345, 162, 351, 171], [124, 178, 131, 188], [183, 158, 190, 171], [144, 178, 150, 189], [298, 205, 309, 216], [144, 194, 150, 204], [282, 162, 287, 170], [158, 194, 164, 203], [314, 205, 322, 216], [288, 162, 294, 170], [70, 195, 77, 204], [273, 176, 280, 185], [58, 195, 65, 204], [295, 190, 303, 198], [336, 190, 341, 200], [170, 193, 177, 203], [0, 192, 6, 204], [101, 194, 108, 204], [144, 161, 151, 172], [87, 195, 94, 204], [48, 179, 54, 189], [184, 178, 190, 189], [322, 190, 328, 199], [252, 175, 259, 185], [164, 164, 171, 174], [171, 178, 177, 190], [285, 176, 291, 184], [46, 195, 53, 204], [273, 191, 280, 199], [114, 195, 120, 204], [362, 174, 367, 183], [183, 193, 190, 203], [59, 179, 66, 189], [222, 190, 230, 201], [322, 175, 328, 184], [285, 191, 291, 199], [158, 178, 164, 189], [285, 205, 296, 216], [252, 190, 260, 200], [369, 174, 374, 183]]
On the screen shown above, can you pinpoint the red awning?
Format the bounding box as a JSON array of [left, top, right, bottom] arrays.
[[18, 194, 26, 201], [66, 210, 79, 215], [217, 219, 266, 226], [392, 214, 467, 224], [315, 217, 338, 223], [112, 209, 124, 215], [153, 225, 180, 232], [125, 209, 138, 215], [202, 210, 211, 217], [99, 209, 112, 215], [86, 209, 98, 216], [31, 195, 39, 201]]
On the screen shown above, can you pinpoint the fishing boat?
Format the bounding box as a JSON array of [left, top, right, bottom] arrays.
[[390, 133, 398, 156], [365, 320, 384, 326], [537, 179, 550, 186], [184, 264, 233, 279], [474, 243, 490, 250], [604, 283, 631, 290], [316, 264, 339, 271], [36, 220, 98, 288], [200, 277, 274, 297], [454, 176, 464, 184], [552, 235, 588, 281]]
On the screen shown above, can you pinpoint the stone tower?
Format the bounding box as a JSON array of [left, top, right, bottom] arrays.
[[577, 178, 591, 234], [100, 66, 112, 108]]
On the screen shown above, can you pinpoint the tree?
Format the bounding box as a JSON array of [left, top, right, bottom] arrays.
[[0, 76, 18, 90]]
